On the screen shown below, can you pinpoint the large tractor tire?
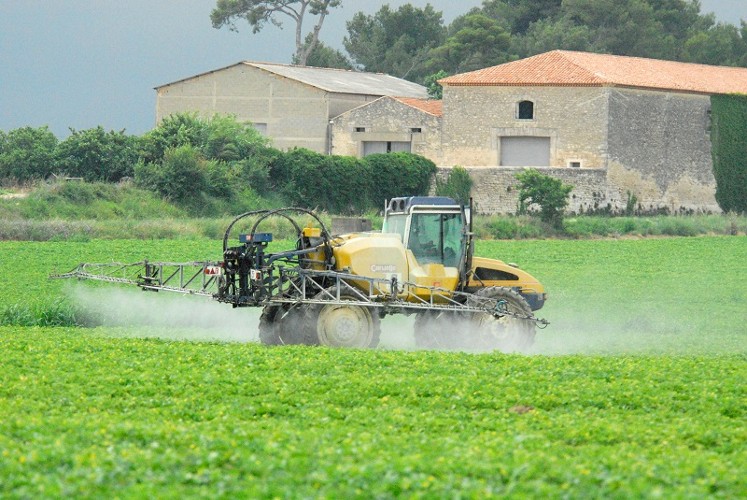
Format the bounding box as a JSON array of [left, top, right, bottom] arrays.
[[305, 290, 381, 348], [258, 303, 309, 345], [466, 287, 536, 352]]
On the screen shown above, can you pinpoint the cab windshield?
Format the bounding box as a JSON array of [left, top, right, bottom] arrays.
[[381, 214, 407, 242], [408, 212, 464, 267]]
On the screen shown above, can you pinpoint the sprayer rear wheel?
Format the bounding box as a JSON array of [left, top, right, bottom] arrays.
[[466, 287, 535, 352], [305, 290, 381, 348]]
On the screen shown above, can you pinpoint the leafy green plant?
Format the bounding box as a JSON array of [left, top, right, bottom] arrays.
[[135, 145, 213, 205], [423, 70, 448, 99], [515, 169, 573, 229], [0, 326, 744, 497], [711, 94, 747, 214], [624, 190, 638, 216], [0, 126, 58, 182], [53, 126, 139, 182], [435, 165, 472, 206], [363, 152, 437, 207]]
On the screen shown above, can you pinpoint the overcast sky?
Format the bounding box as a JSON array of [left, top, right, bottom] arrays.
[[1, 0, 745, 138]]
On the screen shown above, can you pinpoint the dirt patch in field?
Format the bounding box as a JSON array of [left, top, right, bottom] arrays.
[[0, 192, 29, 199]]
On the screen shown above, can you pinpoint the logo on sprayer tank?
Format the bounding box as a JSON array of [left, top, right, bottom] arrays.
[[370, 264, 397, 273]]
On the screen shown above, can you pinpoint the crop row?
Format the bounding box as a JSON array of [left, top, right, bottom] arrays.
[[1, 327, 745, 497], [3, 236, 745, 354]]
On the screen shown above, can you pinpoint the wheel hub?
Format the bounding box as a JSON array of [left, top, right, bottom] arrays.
[[317, 304, 373, 347]]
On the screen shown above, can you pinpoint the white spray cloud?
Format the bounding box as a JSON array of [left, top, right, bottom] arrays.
[[66, 284, 725, 355], [67, 284, 260, 343]]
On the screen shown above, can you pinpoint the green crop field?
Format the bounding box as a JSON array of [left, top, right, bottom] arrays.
[[1, 236, 746, 497]]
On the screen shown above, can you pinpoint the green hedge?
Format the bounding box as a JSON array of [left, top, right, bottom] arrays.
[[272, 149, 436, 214], [1, 116, 437, 215], [711, 94, 747, 214]]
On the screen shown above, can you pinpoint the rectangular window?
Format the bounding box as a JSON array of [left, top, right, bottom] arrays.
[[410, 127, 422, 133], [253, 123, 268, 136], [517, 100, 535, 120], [363, 141, 411, 156], [355, 127, 366, 132], [500, 136, 550, 166], [569, 161, 581, 168]]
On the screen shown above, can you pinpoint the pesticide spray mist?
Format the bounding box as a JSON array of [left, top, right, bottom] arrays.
[[68, 284, 260, 343], [67, 284, 728, 355]]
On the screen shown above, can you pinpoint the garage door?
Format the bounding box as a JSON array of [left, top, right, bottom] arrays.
[[500, 136, 551, 166]]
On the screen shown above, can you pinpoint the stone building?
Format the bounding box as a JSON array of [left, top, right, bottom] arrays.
[[330, 96, 443, 159], [332, 50, 747, 214], [155, 62, 428, 154]]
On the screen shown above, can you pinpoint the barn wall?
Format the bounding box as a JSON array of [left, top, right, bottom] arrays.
[[440, 85, 609, 168], [330, 97, 442, 161], [606, 89, 718, 213], [156, 64, 330, 152]]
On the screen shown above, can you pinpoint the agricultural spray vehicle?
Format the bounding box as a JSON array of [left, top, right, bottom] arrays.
[[55, 197, 547, 351]]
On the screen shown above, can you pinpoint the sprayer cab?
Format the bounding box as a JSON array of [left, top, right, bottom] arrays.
[[381, 196, 545, 311], [382, 196, 470, 284]]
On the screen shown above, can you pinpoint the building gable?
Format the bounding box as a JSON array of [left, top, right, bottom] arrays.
[[331, 96, 442, 160]]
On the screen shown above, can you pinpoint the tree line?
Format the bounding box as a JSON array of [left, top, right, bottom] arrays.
[[212, 0, 747, 96], [0, 114, 437, 215]]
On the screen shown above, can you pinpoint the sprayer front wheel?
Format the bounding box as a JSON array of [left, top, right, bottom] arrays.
[[306, 290, 381, 348], [466, 287, 535, 352], [258, 304, 308, 346]]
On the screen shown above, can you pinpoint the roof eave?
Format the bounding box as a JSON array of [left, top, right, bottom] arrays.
[[442, 82, 716, 95]]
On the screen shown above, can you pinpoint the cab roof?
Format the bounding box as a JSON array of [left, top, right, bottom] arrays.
[[386, 196, 461, 214]]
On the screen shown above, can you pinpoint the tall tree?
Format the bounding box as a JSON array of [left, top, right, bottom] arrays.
[[0, 126, 58, 182], [427, 14, 512, 75], [481, 0, 562, 35], [211, 0, 341, 66], [509, 0, 747, 65], [344, 4, 446, 82], [683, 22, 747, 66], [560, 0, 668, 58], [292, 33, 353, 69]]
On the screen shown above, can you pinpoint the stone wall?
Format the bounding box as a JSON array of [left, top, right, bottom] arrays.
[[438, 165, 719, 215], [437, 166, 609, 214], [435, 85, 720, 214], [606, 89, 719, 213]]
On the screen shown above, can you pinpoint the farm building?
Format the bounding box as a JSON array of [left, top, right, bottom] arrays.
[[155, 62, 428, 154], [331, 50, 747, 214], [330, 96, 443, 158]]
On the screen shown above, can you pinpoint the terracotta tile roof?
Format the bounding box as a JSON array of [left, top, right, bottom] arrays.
[[392, 97, 443, 116], [440, 50, 747, 95]]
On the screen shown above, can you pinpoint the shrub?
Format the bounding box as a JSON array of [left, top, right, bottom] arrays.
[[711, 94, 747, 214], [515, 169, 573, 229], [53, 127, 140, 182], [202, 114, 270, 162], [272, 149, 368, 214], [0, 126, 58, 182], [435, 166, 472, 206], [139, 113, 209, 164], [135, 145, 209, 204], [363, 152, 437, 207]]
